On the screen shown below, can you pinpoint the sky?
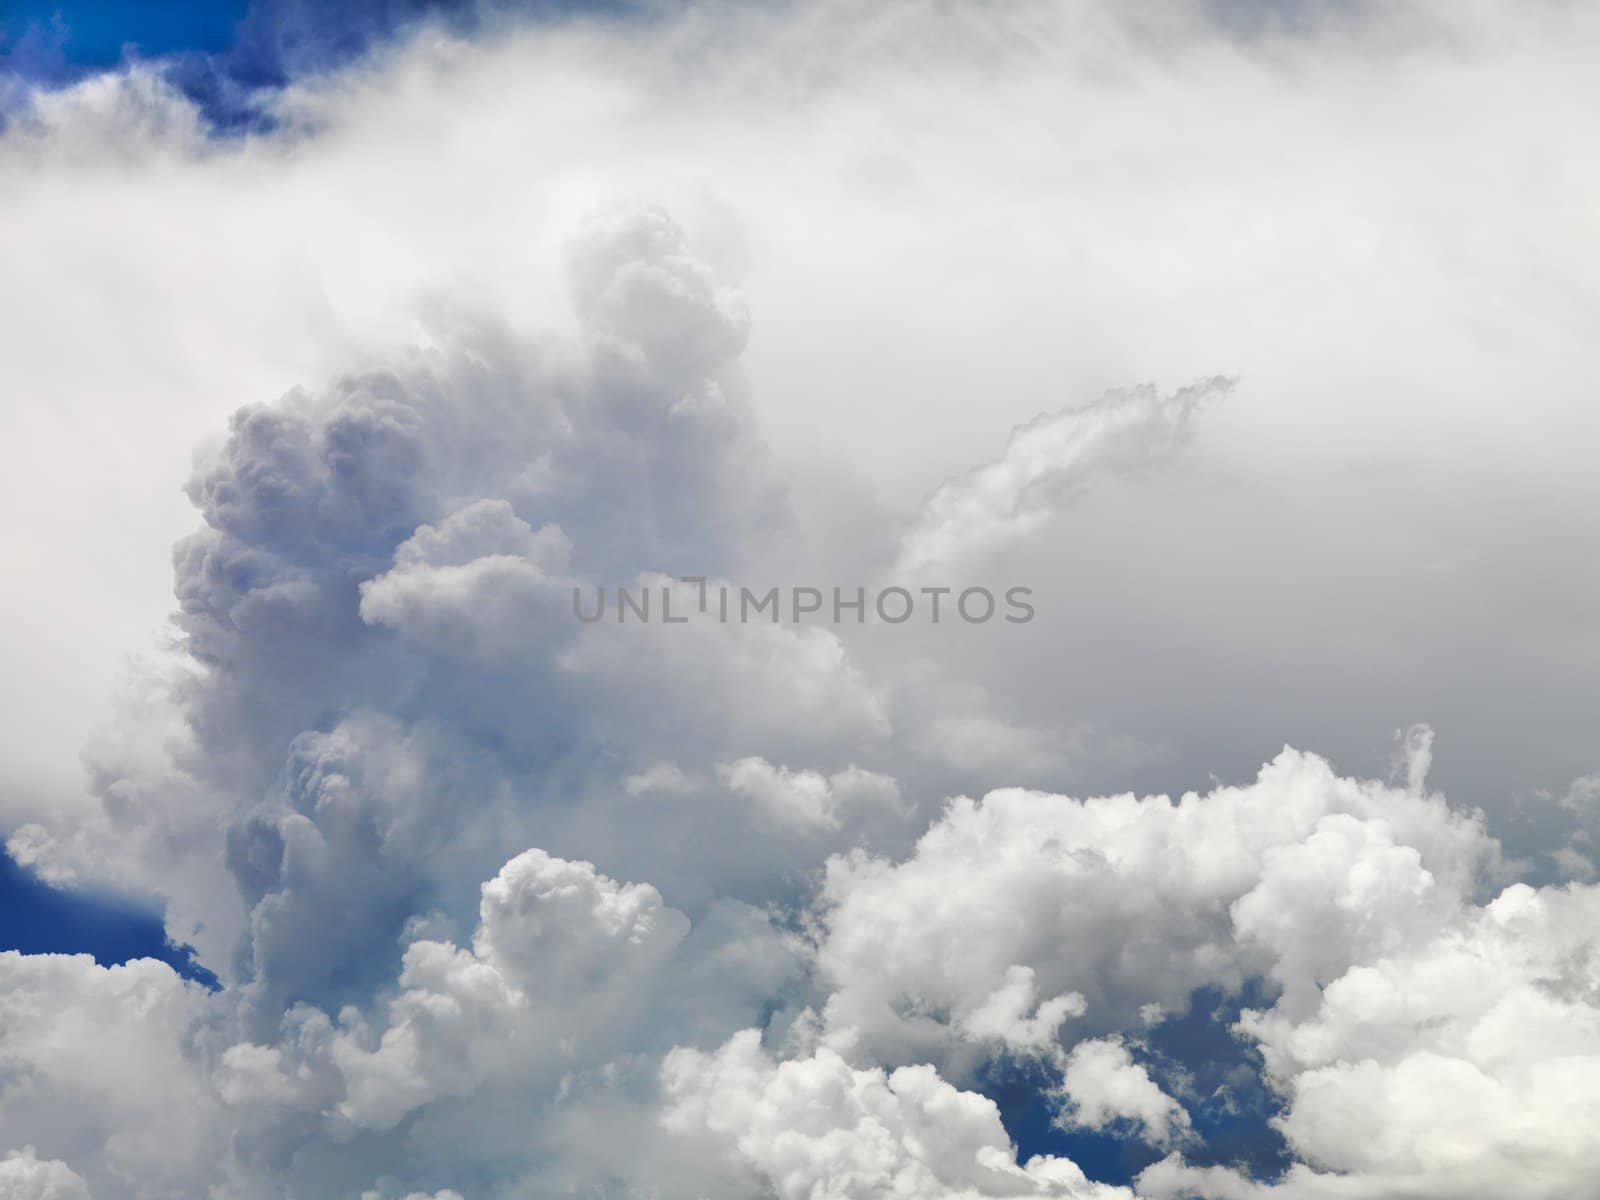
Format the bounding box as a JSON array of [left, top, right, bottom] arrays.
[[2, 2, 1600, 1199], [2, 0, 247, 72], [0, 1, 491, 124]]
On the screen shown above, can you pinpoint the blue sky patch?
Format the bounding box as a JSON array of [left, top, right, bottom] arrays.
[[979, 982, 1290, 1187], [1, 0, 502, 128], [0, 848, 216, 987]]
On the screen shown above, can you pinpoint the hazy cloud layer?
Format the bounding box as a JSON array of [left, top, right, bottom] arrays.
[[2, 1, 1599, 1197]]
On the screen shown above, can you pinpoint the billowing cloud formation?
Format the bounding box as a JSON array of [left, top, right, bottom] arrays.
[[3, 1, 1600, 1198], [0, 954, 221, 1197], [12, 205, 797, 989], [662, 1031, 1134, 1200], [0, 1148, 91, 1200], [17, 717, 1600, 1198], [1221, 882, 1600, 1198], [813, 745, 1487, 1066], [6, 0, 1600, 822]]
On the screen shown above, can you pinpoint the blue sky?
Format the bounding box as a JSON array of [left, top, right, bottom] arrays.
[[0, 0, 501, 125], [0, 0, 248, 71], [981, 982, 1290, 1186], [0, 849, 215, 984]]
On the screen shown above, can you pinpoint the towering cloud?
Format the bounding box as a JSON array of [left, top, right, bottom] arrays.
[[2, 1, 1599, 1198]]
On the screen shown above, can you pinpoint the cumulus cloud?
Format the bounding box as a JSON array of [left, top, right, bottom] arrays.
[[325, 847, 691, 1131], [802, 742, 1600, 1199], [716, 757, 904, 833], [1058, 1038, 1191, 1147], [357, 499, 576, 663], [1219, 882, 1600, 1198], [7, 0, 1600, 834], [0, 1149, 91, 1200], [9, 204, 810, 981], [3, 1, 1600, 1198], [0, 954, 222, 1199], [813, 747, 1491, 1068], [662, 1030, 1135, 1200], [958, 964, 1087, 1056], [207, 846, 805, 1196], [11, 735, 1600, 1198]]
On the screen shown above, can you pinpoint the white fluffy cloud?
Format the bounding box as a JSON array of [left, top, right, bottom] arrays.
[[3, 1, 1600, 1198], [813, 745, 1490, 1067], [326, 846, 690, 1131], [662, 1030, 1135, 1200], [0, 1149, 91, 1200], [10, 742, 1600, 1197], [803, 742, 1600, 1199], [0, 954, 222, 1199], [716, 757, 904, 834], [1223, 882, 1600, 1198], [1059, 1038, 1191, 1148]]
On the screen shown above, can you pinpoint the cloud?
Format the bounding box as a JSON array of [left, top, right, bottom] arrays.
[[0, 954, 221, 1199], [6, 0, 1600, 834], [959, 964, 1087, 1055], [1546, 771, 1600, 879], [1059, 1038, 1191, 1147], [0, 1149, 91, 1200], [324, 846, 693, 1132], [813, 746, 1492, 1068], [893, 379, 1232, 578], [661, 1029, 1135, 1200], [3, 1, 1600, 1198], [8, 205, 813, 1000], [804, 741, 1600, 1199], [1216, 882, 1600, 1198], [716, 757, 904, 833], [357, 499, 576, 663], [9, 735, 1600, 1198]]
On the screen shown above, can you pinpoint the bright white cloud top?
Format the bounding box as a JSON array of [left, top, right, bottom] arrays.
[[1, 1, 1599, 1198]]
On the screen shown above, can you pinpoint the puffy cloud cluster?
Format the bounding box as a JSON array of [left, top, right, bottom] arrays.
[[2, 1, 1600, 1198], [667, 747, 1600, 1200], [1222, 882, 1600, 1198], [716, 757, 904, 835], [0, 195, 978, 1197], [0, 1149, 91, 1200], [6, 0, 1600, 829], [11, 708, 1600, 1199], [0, 954, 222, 1198], [662, 1031, 1135, 1200], [12, 205, 797, 979], [212, 847, 800, 1147], [812, 745, 1489, 1067]]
